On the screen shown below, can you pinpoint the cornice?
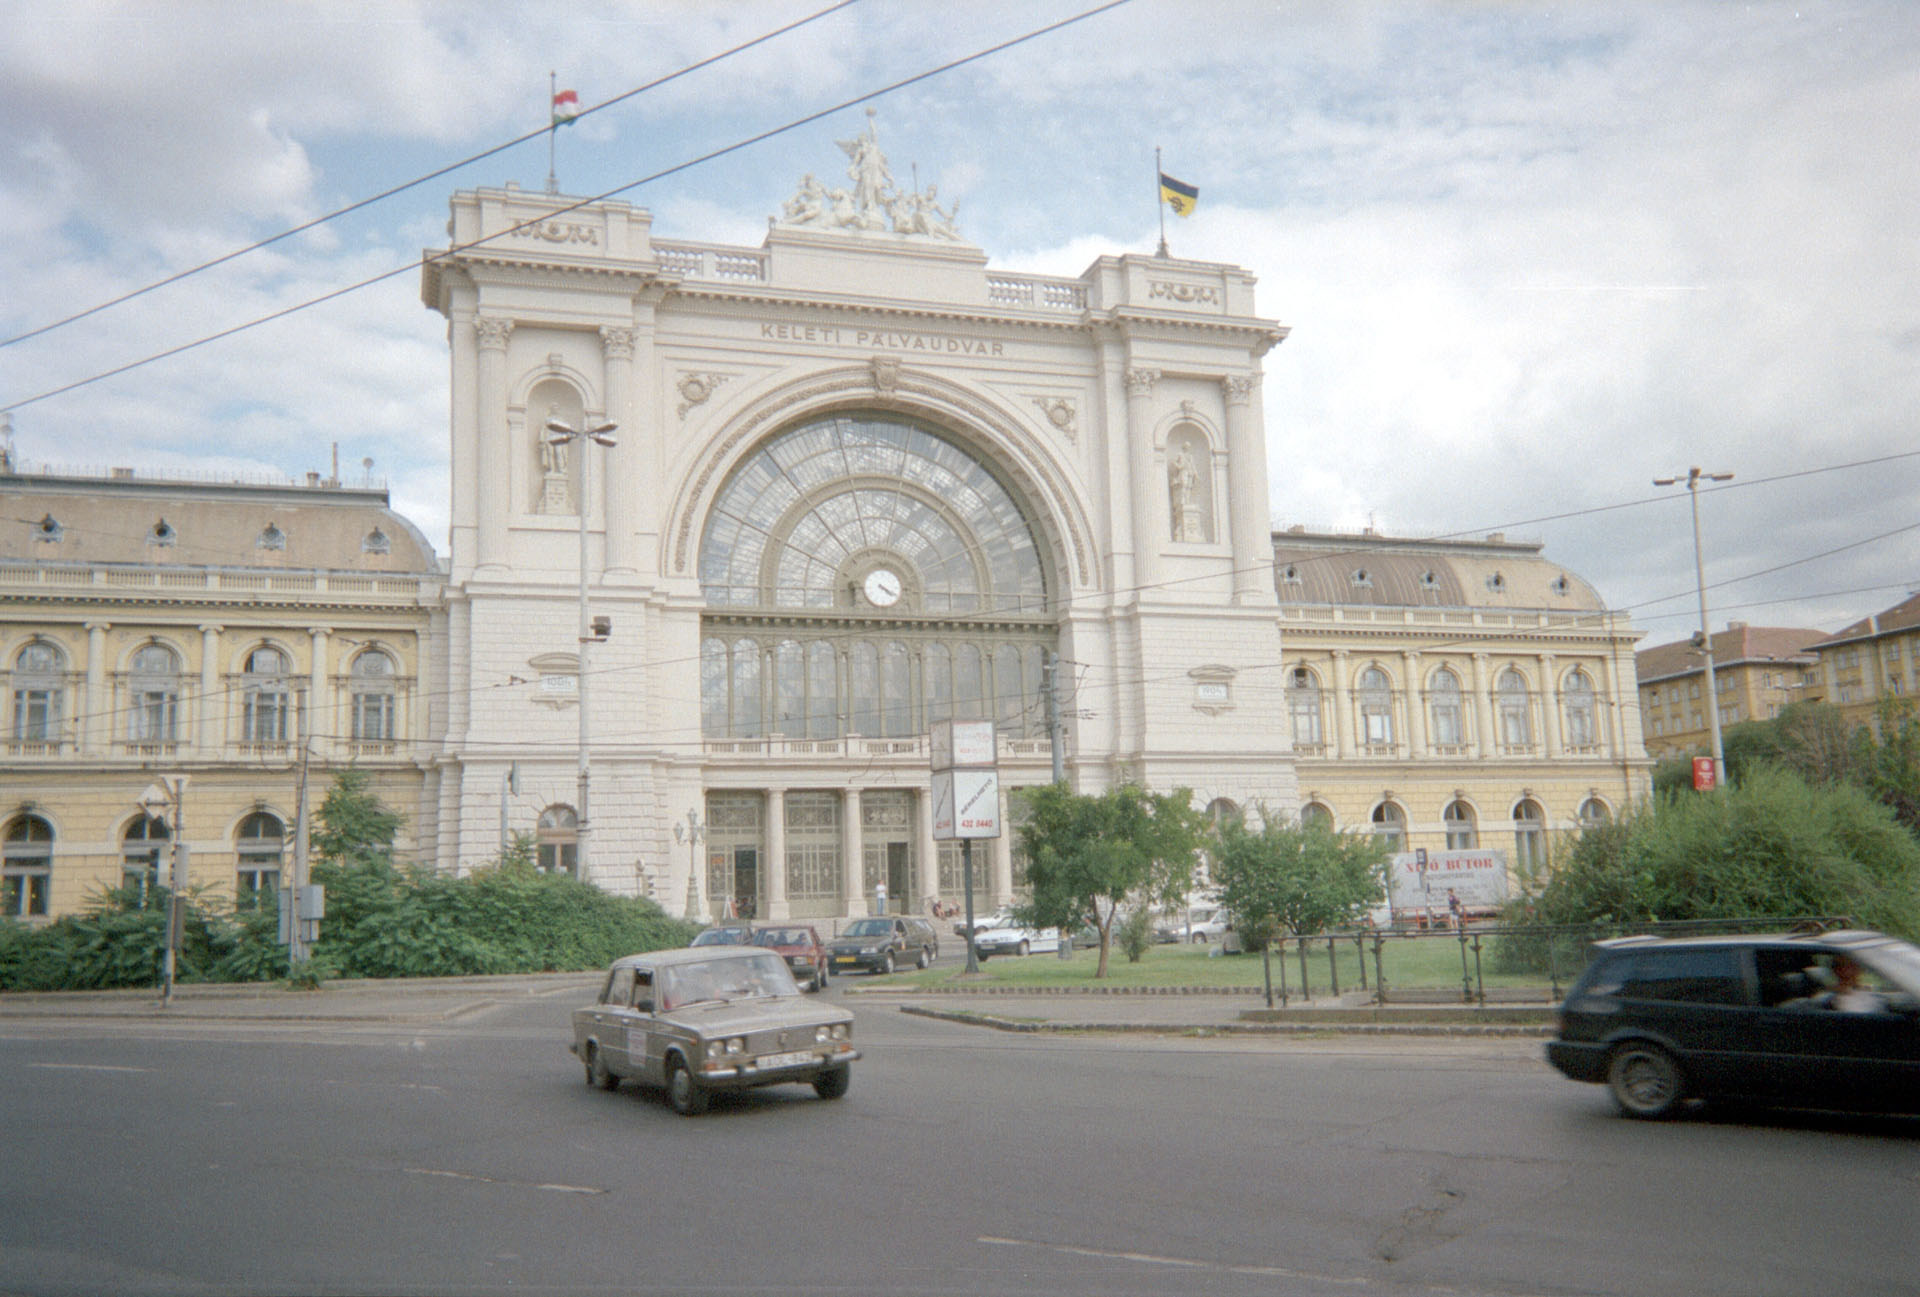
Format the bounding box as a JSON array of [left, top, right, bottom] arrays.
[[665, 283, 1092, 336]]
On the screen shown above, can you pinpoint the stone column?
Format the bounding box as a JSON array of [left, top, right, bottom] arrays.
[[991, 782, 1014, 907], [841, 788, 866, 918], [1538, 653, 1561, 758], [1471, 653, 1495, 758], [197, 624, 222, 753], [1125, 367, 1161, 590], [914, 786, 937, 917], [475, 315, 513, 571], [308, 627, 332, 753], [599, 325, 640, 575], [1330, 649, 1353, 759], [82, 622, 108, 756], [1601, 649, 1626, 759], [1222, 374, 1270, 603], [763, 789, 787, 921], [1401, 650, 1426, 758]]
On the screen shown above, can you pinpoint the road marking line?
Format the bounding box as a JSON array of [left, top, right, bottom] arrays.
[[28, 1063, 150, 1073], [405, 1168, 604, 1194], [979, 1236, 1368, 1285]]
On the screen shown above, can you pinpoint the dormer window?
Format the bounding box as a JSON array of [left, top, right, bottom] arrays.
[[34, 514, 62, 543], [1280, 564, 1301, 583], [1351, 569, 1372, 588], [148, 519, 176, 548], [256, 523, 286, 551], [1418, 570, 1438, 589], [1550, 575, 1571, 596], [1486, 572, 1506, 593], [362, 527, 391, 555]]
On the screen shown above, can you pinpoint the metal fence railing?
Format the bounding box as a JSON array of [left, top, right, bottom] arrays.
[[1249, 915, 1855, 1009]]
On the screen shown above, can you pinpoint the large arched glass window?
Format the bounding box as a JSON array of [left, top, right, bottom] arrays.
[[10, 641, 66, 747], [236, 812, 285, 908], [1513, 798, 1547, 872], [1287, 666, 1324, 749], [242, 645, 292, 744], [1562, 669, 1599, 751], [121, 813, 169, 903], [1578, 797, 1611, 830], [537, 806, 578, 876], [1299, 802, 1334, 830], [1358, 666, 1394, 748], [697, 413, 1055, 743], [1428, 667, 1465, 749], [129, 643, 181, 744], [1444, 799, 1478, 849], [3, 813, 53, 917], [349, 649, 397, 743], [1497, 668, 1533, 749]]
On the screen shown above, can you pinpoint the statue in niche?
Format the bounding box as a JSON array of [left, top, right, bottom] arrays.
[[1169, 439, 1205, 542], [538, 403, 573, 515]]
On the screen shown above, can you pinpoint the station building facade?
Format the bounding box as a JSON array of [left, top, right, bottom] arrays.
[[421, 130, 1293, 922]]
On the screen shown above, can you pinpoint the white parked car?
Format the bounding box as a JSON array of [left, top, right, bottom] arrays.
[[1181, 908, 1234, 943], [974, 921, 1062, 958]]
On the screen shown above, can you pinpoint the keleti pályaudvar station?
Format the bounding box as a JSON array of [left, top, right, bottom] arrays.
[[422, 116, 1295, 921]]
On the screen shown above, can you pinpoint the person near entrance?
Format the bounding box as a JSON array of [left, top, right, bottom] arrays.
[[874, 881, 888, 915]]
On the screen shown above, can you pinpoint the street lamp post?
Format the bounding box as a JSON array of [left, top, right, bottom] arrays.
[[138, 775, 189, 1006], [1655, 466, 1734, 788], [545, 417, 618, 888], [674, 810, 705, 922]]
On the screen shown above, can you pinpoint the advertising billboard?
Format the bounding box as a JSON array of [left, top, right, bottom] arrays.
[[1386, 848, 1510, 916]]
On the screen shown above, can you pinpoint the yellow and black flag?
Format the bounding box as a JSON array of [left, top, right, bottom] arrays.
[[1159, 172, 1199, 217]]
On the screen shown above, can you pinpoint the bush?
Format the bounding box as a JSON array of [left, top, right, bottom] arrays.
[[1116, 906, 1156, 963]]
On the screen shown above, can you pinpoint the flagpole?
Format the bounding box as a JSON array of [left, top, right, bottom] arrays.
[[1155, 146, 1169, 257], [547, 70, 558, 195]]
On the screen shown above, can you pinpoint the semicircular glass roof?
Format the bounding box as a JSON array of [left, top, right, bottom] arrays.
[[699, 414, 1048, 614]]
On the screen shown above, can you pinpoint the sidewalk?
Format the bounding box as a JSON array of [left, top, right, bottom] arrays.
[[0, 973, 1557, 1035]]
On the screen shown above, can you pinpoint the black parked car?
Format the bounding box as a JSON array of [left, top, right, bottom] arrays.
[[827, 916, 940, 974], [1546, 929, 1920, 1119]]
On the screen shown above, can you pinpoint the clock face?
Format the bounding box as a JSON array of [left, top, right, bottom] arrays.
[[863, 567, 903, 608]]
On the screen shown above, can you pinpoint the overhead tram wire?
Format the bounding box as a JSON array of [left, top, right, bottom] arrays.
[[1, 0, 1134, 415], [0, 0, 859, 354]]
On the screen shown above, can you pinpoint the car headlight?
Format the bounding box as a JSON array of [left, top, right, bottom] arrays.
[[815, 1025, 831, 1043], [833, 1024, 849, 1041], [722, 1037, 744, 1056], [860, 945, 878, 954]]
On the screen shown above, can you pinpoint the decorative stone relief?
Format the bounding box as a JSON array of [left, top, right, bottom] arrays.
[[1221, 373, 1256, 404], [600, 327, 635, 361], [775, 109, 965, 241], [475, 316, 513, 350], [1148, 280, 1220, 305], [536, 402, 572, 515], [869, 355, 901, 394], [1124, 368, 1160, 398], [676, 372, 730, 418], [1031, 397, 1076, 442], [1167, 428, 1213, 544], [510, 221, 600, 246]]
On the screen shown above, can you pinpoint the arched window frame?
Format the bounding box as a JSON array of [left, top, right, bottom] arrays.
[[1286, 665, 1325, 750], [1561, 668, 1601, 752], [127, 642, 183, 745], [1496, 667, 1534, 751], [1299, 802, 1334, 830], [1357, 665, 1395, 750], [235, 811, 285, 909], [1370, 801, 1406, 853], [348, 648, 398, 744], [537, 805, 578, 876], [2, 813, 54, 918], [240, 644, 294, 745], [1427, 666, 1466, 751], [1443, 798, 1478, 849], [10, 640, 67, 748], [1512, 798, 1547, 873], [1577, 797, 1611, 830], [120, 812, 170, 904]]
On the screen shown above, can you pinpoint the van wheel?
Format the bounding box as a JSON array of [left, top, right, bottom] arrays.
[[1607, 1043, 1684, 1119], [667, 1057, 710, 1116]]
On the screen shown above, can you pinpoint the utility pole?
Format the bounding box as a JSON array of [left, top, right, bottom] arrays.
[[1655, 466, 1734, 788]]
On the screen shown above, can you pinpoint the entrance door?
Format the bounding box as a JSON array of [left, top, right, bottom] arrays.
[[886, 842, 910, 917], [734, 847, 759, 920]]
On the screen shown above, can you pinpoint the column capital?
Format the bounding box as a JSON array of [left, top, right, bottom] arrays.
[[1221, 372, 1257, 404], [1124, 367, 1160, 398], [475, 316, 514, 351], [599, 325, 636, 360], [307, 626, 334, 639], [196, 623, 222, 636], [85, 620, 112, 634]]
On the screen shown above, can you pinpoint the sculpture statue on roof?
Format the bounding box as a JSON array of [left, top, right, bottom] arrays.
[[775, 108, 964, 242]]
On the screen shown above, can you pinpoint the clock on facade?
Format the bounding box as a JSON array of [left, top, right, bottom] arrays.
[[862, 567, 903, 608]]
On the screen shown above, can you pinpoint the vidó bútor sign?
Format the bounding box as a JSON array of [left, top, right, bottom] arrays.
[[1387, 849, 1510, 913]]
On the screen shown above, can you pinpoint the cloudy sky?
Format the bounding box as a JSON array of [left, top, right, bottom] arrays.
[[2, 0, 1915, 649]]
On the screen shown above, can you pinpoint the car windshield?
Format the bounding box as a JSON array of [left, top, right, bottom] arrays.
[[659, 953, 797, 1009], [754, 928, 810, 947], [1856, 940, 1920, 996], [843, 919, 892, 937]]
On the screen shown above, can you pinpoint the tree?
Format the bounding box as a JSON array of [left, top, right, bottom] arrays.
[[310, 768, 403, 870], [1016, 784, 1210, 978], [1210, 811, 1391, 945]]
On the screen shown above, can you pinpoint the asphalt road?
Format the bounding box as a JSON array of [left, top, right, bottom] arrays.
[[2, 981, 1916, 1297]]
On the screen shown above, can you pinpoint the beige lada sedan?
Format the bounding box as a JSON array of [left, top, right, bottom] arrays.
[[571, 947, 858, 1115]]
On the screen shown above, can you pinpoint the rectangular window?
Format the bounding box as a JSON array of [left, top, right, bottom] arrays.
[[236, 867, 281, 910], [352, 692, 395, 741], [1430, 701, 1462, 747], [243, 689, 289, 743], [2, 873, 49, 918], [1290, 694, 1322, 747], [130, 690, 178, 743]]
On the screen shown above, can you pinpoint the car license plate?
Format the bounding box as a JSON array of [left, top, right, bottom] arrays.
[[833, 956, 857, 966], [755, 1050, 815, 1071]]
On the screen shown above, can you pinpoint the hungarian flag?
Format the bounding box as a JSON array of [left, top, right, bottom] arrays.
[[552, 89, 580, 127], [1159, 172, 1198, 217]]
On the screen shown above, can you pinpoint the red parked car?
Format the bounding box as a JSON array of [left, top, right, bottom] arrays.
[[752, 925, 831, 992]]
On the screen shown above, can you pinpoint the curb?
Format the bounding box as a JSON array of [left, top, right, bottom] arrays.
[[899, 1004, 1555, 1038]]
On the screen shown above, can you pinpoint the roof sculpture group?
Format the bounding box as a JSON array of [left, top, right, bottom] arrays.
[[776, 109, 964, 242]]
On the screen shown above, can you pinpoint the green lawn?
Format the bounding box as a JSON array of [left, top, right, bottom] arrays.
[[860, 932, 1562, 993]]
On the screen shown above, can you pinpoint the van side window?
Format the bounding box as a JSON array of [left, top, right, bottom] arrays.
[[1618, 948, 1744, 1005], [605, 966, 636, 1006], [632, 970, 653, 1008]]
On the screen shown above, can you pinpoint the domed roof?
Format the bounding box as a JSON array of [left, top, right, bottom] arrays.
[[1272, 528, 1607, 612]]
